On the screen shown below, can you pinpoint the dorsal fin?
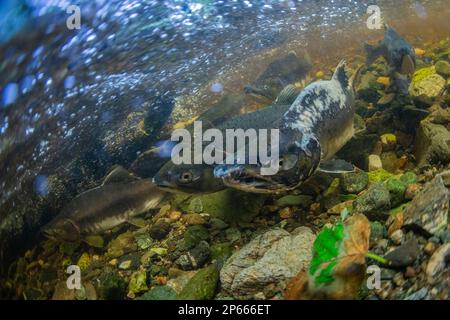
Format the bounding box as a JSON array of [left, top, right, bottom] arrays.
[[274, 85, 300, 105], [102, 165, 139, 185], [332, 60, 348, 88]]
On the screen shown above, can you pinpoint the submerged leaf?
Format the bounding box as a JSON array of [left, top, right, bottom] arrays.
[[285, 214, 370, 300]]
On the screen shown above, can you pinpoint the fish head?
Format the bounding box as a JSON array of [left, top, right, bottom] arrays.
[[41, 217, 80, 242], [153, 162, 223, 194], [215, 130, 321, 193]]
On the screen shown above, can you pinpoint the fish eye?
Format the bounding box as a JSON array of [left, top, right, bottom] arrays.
[[179, 171, 193, 183]]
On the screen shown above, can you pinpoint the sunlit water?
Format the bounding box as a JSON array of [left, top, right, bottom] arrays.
[[0, 0, 450, 275]]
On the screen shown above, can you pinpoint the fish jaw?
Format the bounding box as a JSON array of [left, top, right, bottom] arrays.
[[216, 163, 297, 194]]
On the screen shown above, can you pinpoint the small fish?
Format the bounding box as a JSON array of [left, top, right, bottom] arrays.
[[215, 61, 361, 194], [364, 24, 416, 94], [42, 166, 166, 242], [152, 85, 301, 194], [244, 51, 312, 101]]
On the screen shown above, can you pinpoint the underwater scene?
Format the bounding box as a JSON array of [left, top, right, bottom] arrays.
[[0, 0, 450, 301]]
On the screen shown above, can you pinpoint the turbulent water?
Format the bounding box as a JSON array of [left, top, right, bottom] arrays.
[[1, 0, 450, 300]]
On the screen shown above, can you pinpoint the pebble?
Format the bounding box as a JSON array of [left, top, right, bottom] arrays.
[[168, 211, 182, 221], [368, 154, 383, 171], [380, 134, 397, 152], [414, 48, 426, 56], [426, 243, 450, 284], [424, 242, 437, 256], [404, 183, 420, 200], [376, 76, 391, 87], [404, 288, 428, 300], [109, 259, 118, 266], [393, 272, 405, 287], [385, 238, 420, 267], [149, 219, 172, 240], [183, 213, 206, 225], [118, 260, 132, 270], [405, 266, 416, 278], [279, 207, 294, 219], [316, 71, 324, 78], [389, 229, 404, 245]]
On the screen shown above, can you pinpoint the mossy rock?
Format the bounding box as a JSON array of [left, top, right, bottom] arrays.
[[275, 195, 313, 208], [341, 171, 369, 194], [128, 270, 149, 294], [180, 189, 267, 224], [106, 231, 137, 258], [59, 241, 80, 256], [435, 60, 450, 78], [183, 225, 210, 249], [76, 252, 91, 271], [97, 271, 127, 300], [177, 264, 219, 300], [386, 177, 407, 208], [411, 66, 436, 83], [353, 182, 391, 221], [210, 242, 233, 261], [140, 285, 177, 300], [367, 169, 393, 183], [400, 171, 418, 185]]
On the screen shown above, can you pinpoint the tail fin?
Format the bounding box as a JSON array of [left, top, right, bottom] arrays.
[[364, 42, 382, 66], [332, 60, 348, 89], [349, 65, 364, 92]]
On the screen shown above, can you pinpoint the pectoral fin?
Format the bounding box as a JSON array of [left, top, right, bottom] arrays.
[[401, 54, 415, 75], [274, 85, 301, 105], [127, 217, 147, 228], [317, 159, 356, 174]]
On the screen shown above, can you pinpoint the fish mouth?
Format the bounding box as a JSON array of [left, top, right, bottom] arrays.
[[152, 176, 178, 192], [218, 165, 292, 194]]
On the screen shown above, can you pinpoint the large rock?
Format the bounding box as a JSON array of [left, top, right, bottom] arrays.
[[409, 67, 446, 99], [220, 227, 315, 299], [403, 175, 449, 237], [435, 60, 450, 78], [426, 243, 450, 284], [178, 189, 267, 224], [414, 120, 450, 167], [353, 183, 391, 221], [384, 238, 420, 268]]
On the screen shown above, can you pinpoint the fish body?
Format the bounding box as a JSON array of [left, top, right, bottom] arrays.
[[42, 167, 166, 241], [364, 24, 416, 94], [216, 61, 360, 194], [153, 85, 301, 194], [244, 52, 312, 100]]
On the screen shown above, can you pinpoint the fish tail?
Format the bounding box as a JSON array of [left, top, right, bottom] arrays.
[[332, 59, 348, 89], [364, 42, 382, 66], [349, 65, 364, 92]]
